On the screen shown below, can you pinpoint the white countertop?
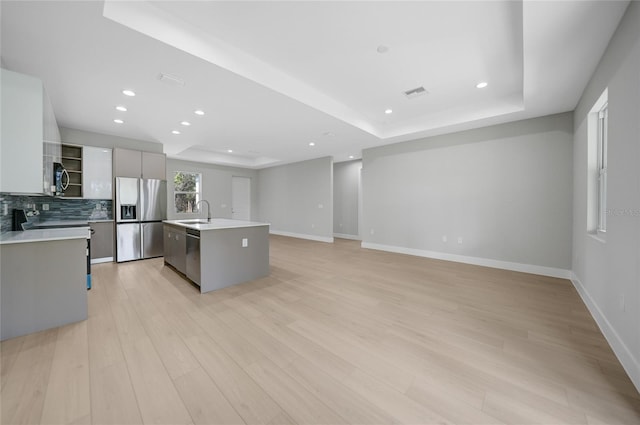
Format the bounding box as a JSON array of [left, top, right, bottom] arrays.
[[163, 218, 270, 231], [29, 219, 113, 228], [0, 228, 91, 245]]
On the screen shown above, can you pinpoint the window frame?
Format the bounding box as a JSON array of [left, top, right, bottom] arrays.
[[173, 171, 202, 214], [597, 103, 608, 233]]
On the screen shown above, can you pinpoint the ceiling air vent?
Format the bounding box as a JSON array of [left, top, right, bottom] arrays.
[[403, 86, 427, 99], [157, 73, 185, 87]]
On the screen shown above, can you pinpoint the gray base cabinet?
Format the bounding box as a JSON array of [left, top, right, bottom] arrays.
[[164, 224, 186, 275], [90, 221, 114, 261], [1, 238, 87, 341]]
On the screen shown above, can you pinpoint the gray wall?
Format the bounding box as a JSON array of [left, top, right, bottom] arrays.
[[166, 158, 258, 221], [572, 1, 639, 390], [257, 157, 333, 241], [362, 112, 574, 271], [333, 160, 361, 238], [60, 127, 163, 153]]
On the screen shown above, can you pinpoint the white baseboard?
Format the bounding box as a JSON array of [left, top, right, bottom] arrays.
[[570, 273, 640, 393], [270, 230, 334, 243], [333, 233, 361, 241], [360, 242, 572, 279], [91, 257, 113, 264]]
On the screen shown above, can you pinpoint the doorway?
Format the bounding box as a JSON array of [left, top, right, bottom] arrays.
[[232, 176, 251, 220]]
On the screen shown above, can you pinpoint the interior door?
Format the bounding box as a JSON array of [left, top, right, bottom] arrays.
[[232, 176, 251, 220]]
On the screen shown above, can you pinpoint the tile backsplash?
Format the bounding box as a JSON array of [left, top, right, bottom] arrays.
[[0, 193, 112, 233]]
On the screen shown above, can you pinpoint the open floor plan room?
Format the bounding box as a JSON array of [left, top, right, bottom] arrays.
[[2, 236, 639, 425]]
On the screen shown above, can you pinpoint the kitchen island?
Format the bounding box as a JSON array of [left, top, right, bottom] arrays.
[[163, 219, 270, 293], [0, 228, 89, 340]]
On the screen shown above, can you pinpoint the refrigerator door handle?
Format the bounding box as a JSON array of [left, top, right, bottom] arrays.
[[139, 179, 145, 223]]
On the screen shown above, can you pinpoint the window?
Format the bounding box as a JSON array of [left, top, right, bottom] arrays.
[[587, 88, 608, 236], [174, 171, 201, 213], [597, 104, 608, 232]]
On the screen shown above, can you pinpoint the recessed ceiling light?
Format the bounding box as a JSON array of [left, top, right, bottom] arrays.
[[476, 82, 488, 89], [180, 121, 191, 126], [113, 119, 124, 124], [122, 89, 136, 97], [116, 106, 127, 112], [385, 109, 393, 114], [171, 130, 181, 135], [377, 45, 389, 54], [194, 110, 205, 116], [227, 149, 233, 153], [349, 155, 355, 159], [309, 142, 316, 147]]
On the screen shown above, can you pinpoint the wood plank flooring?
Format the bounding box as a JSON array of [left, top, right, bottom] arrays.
[[2, 235, 639, 424]]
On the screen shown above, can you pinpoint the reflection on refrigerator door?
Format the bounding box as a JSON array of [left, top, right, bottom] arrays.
[[117, 223, 141, 262], [142, 222, 164, 259], [141, 179, 167, 221]]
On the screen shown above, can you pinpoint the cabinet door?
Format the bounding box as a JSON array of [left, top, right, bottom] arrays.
[[0, 69, 44, 193], [142, 151, 166, 180], [83, 146, 112, 199], [90, 222, 114, 260], [164, 226, 174, 266], [173, 230, 186, 274], [113, 148, 141, 178]]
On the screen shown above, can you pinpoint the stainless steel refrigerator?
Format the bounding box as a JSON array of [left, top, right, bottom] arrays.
[[115, 177, 167, 262]]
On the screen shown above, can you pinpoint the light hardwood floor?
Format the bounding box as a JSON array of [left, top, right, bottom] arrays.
[[2, 236, 639, 424]]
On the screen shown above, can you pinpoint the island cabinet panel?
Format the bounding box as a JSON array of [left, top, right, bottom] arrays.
[[162, 219, 270, 293], [200, 225, 269, 293], [0, 238, 87, 341], [164, 224, 186, 275]]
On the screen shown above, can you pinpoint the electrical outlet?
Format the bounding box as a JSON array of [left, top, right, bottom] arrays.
[[457, 237, 463, 244], [370, 228, 375, 235], [318, 203, 324, 209], [311, 223, 315, 229], [442, 235, 447, 242], [42, 204, 49, 211], [242, 238, 248, 248]]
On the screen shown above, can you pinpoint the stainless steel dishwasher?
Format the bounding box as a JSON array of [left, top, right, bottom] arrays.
[[185, 228, 201, 286]]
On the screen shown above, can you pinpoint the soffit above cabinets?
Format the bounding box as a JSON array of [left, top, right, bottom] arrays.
[[0, 1, 629, 168]]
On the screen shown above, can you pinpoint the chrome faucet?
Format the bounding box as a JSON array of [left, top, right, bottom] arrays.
[[195, 199, 211, 222]]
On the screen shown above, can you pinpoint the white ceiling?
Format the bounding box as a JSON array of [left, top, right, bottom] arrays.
[[0, 1, 629, 168]]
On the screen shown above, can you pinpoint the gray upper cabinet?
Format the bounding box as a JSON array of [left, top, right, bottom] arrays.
[[113, 148, 141, 178], [142, 151, 166, 180], [113, 148, 166, 179]]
